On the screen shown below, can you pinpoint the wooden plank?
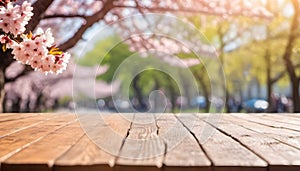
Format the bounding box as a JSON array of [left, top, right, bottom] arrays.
[[115, 113, 164, 171], [0, 114, 76, 163], [54, 114, 134, 171], [54, 136, 113, 171], [197, 114, 300, 171], [233, 114, 300, 132], [156, 114, 211, 171], [226, 114, 300, 151], [0, 114, 59, 137], [177, 114, 267, 171], [281, 114, 300, 119], [1, 113, 299, 171], [2, 121, 84, 171], [251, 114, 300, 126], [78, 114, 134, 159], [0, 114, 38, 122]]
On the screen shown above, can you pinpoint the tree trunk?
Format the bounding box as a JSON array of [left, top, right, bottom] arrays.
[[169, 90, 176, 113], [0, 49, 15, 113], [225, 90, 231, 113], [255, 78, 262, 98], [167, 79, 177, 113], [198, 78, 210, 113], [283, 0, 300, 112], [179, 71, 192, 108], [132, 75, 147, 111], [0, 69, 4, 113], [292, 79, 300, 112], [265, 49, 275, 112], [194, 70, 210, 113], [266, 79, 274, 112]]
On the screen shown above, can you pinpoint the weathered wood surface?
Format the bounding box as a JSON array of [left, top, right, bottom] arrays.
[[0, 113, 299, 171]]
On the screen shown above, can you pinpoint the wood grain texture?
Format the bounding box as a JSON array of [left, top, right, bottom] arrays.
[[54, 136, 113, 171], [281, 114, 300, 119], [249, 114, 300, 126], [0, 114, 38, 122], [0, 114, 76, 163], [54, 114, 133, 171], [200, 114, 300, 171], [178, 114, 267, 171], [157, 114, 211, 171], [233, 114, 300, 132], [116, 113, 164, 171], [228, 114, 300, 150], [2, 121, 83, 171], [0, 113, 299, 171], [0, 114, 59, 137]]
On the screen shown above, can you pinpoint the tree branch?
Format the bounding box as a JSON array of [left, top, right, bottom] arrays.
[[283, 0, 299, 83], [270, 71, 286, 84], [58, 0, 115, 51], [26, 0, 55, 32], [0, 50, 14, 71], [43, 14, 87, 19], [5, 65, 33, 83], [114, 5, 272, 19]]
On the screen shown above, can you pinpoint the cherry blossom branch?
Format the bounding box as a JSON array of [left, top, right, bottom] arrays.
[[58, 0, 115, 51], [1, 1, 71, 74], [114, 5, 272, 19], [26, 0, 54, 32], [5, 65, 32, 83], [43, 14, 87, 19]]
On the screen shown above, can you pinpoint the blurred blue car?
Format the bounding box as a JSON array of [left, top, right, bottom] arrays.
[[243, 99, 269, 113], [191, 96, 207, 108]]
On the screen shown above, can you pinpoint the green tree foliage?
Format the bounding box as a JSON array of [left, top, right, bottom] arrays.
[[78, 0, 300, 112], [79, 36, 184, 111]]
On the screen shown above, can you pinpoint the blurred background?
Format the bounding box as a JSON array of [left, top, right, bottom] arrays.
[[1, 0, 299, 113]]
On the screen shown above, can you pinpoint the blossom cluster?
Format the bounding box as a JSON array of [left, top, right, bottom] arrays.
[[0, 1, 33, 36], [0, 1, 70, 74], [12, 29, 70, 74]]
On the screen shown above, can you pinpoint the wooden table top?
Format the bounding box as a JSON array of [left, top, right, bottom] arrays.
[[0, 113, 299, 171]]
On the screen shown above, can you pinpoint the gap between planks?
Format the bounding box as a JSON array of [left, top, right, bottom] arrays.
[[227, 114, 300, 151], [232, 114, 300, 132], [54, 113, 134, 171], [179, 114, 267, 171], [195, 114, 300, 171], [1, 113, 300, 171]]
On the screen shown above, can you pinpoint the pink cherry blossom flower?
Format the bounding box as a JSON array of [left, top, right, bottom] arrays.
[[0, 2, 19, 19], [21, 1, 33, 18], [35, 28, 55, 47], [30, 56, 43, 69], [0, 1, 33, 36], [1, 1, 70, 75], [11, 27, 71, 74], [0, 34, 16, 48]]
